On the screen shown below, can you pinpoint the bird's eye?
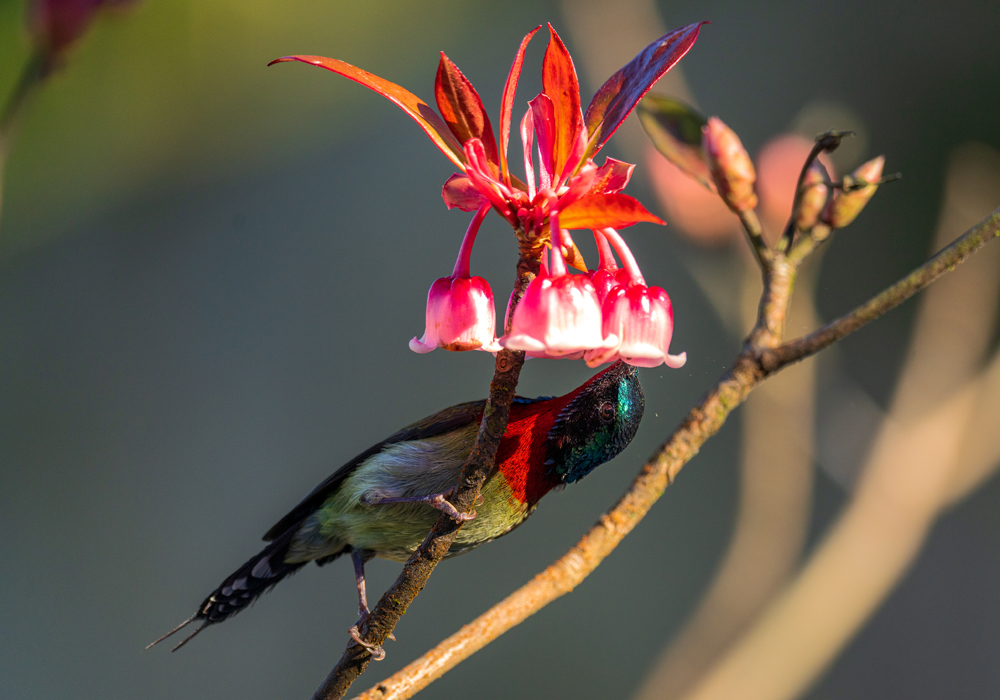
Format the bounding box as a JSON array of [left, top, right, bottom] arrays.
[[600, 402, 615, 423]]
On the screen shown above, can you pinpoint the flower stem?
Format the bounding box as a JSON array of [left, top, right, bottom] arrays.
[[594, 229, 619, 271], [600, 227, 645, 285], [451, 203, 490, 278]]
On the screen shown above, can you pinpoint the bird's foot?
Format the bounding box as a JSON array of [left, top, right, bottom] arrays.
[[348, 613, 395, 661], [363, 490, 477, 522]]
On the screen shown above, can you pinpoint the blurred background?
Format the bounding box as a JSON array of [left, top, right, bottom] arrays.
[[0, 1, 998, 699]]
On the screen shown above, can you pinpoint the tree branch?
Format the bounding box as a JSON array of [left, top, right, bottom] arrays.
[[761, 206, 1000, 373], [353, 206, 1000, 700], [310, 254, 539, 700]]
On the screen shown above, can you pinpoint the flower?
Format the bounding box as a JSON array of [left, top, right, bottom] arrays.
[[501, 214, 612, 357], [410, 204, 500, 353], [271, 22, 703, 362], [584, 228, 686, 369]]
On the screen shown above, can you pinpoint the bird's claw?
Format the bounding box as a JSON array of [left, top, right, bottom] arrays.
[[349, 623, 386, 661], [429, 493, 476, 522]]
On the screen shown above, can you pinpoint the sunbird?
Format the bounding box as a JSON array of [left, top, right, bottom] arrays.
[[150, 360, 644, 657]]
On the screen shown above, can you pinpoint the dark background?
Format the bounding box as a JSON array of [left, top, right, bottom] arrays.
[[1, 1, 997, 698]]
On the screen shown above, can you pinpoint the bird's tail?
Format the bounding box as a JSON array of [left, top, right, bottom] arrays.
[[147, 527, 310, 651]]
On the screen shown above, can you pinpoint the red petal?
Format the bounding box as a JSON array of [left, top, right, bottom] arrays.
[[269, 55, 466, 170], [499, 26, 541, 185], [435, 53, 499, 170], [591, 157, 635, 194], [559, 193, 666, 229], [542, 24, 585, 183], [583, 22, 705, 159], [442, 173, 488, 211], [529, 94, 557, 191]]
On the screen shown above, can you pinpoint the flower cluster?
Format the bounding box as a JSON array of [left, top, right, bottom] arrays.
[[271, 23, 703, 369]]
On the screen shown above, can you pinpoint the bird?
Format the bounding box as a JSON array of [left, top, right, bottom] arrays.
[[148, 360, 644, 658]]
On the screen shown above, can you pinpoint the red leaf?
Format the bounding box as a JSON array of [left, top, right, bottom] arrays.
[[529, 94, 557, 191], [269, 55, 466, 169], [542, 24, 584, 183], [499, 26, 541, 185], [435, 53, 499, 170], [559, 193, 665, 230], [583, 22, 705, 159], [442, 173, 488, 211]]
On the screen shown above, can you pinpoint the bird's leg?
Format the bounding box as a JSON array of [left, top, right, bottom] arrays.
[[362, 488, 480, 521], [347, 548, 393, 660]]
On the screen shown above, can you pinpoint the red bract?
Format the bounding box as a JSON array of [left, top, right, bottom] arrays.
[[270, 22, 702, 243], [410, 205, 499, 353]]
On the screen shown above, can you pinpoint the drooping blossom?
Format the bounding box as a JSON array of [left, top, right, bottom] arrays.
[[501, 213, 612, 358], [584, 228, 686, 369], [271, 22, 703, 363], [410, 204, 500, 353]]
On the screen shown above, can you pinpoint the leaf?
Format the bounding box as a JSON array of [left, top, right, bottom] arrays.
[[435, 53, 499, 170], [559, 193, 666, 230], [583, 22, 705, 160], [499, 26, 541, 184], [269, 55, 466, 170], [542, 24, 585, 183], [637, 95, 716, 192]]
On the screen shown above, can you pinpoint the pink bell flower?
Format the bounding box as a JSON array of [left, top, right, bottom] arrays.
[[501, 216, 613, 357], [585, 229, 686, 369], [410, 204, 500, 353]]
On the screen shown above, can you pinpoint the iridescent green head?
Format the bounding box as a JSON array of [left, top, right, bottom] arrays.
[[544, 361, 645, 484]]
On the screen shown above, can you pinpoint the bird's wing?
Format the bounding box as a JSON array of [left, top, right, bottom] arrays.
[[262, 399, 494, 541]]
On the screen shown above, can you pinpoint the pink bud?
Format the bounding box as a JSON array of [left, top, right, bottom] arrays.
[[586, 284, 686, 369], [823, 156, 885, 229], [409, 275, 499, 353], [703, 117, 758, 213], [795, 160, 831, 231], [500, 270, 612, 357]]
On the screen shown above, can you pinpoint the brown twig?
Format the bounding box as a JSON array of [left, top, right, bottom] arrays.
[[310, 254, 539, 700], [761, 206, 1000, 373], [354, 205, 1000, 700]]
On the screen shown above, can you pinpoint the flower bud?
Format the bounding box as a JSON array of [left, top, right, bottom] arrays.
[[702, 117, 758, 213], [823, 156, 885, 229], [795, 160, 830, 231], [410, 275, 499, 353]]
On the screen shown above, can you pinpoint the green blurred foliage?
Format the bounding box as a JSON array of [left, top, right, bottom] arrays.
[[0, 0, 469, 252]]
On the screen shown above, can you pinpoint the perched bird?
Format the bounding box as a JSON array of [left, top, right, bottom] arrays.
[[150, 360, 644, 657]]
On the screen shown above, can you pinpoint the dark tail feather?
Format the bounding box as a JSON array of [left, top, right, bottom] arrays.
[[147, 528, 307, 651]]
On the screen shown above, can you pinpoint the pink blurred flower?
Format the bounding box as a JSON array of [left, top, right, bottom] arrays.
[[410, 204, 500, 353], [647, 145, 739, 245], [30, 0, 134, 57]]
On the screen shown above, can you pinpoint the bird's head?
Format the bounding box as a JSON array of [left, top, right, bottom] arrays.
[[545, 360, 645, 484]]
